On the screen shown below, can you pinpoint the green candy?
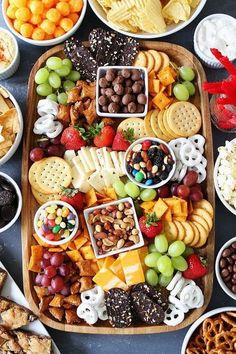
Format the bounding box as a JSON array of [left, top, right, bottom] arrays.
[[52, 225, 61, 234], [135, 171, 144, 182]]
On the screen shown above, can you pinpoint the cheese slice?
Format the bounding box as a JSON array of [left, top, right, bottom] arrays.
[[72, 156, 88, 176], [110, 257, 125, 282], [63, 150, 76, 166], [103, 256, 115, 269], [93, 267, 128, 291], [102, 147, 114, 170], [80, 147, 96, 172], [118, 151, 126, 175], [110, 151, 123, 176], [102, 169, 120, 188], [90, 147, 101, 170], [137, 246, 149, 273], [119, 250, 145, 286], [71, 166, 91, 193], [77, 151, 91, 173], [96, 148, 105, 169], [88, 171, 106, 193]]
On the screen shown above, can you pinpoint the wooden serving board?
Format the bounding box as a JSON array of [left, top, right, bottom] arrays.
[[22, 41, 215, 334]]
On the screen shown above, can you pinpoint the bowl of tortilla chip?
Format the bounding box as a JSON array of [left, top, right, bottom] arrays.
[[89, 0, 207, 38], [0, 86, 23, 166]]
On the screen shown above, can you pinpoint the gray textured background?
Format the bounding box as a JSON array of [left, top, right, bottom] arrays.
[[0, 1, 236, 353]]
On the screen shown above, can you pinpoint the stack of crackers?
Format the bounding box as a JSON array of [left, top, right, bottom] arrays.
[[0, 87, 20, 159]]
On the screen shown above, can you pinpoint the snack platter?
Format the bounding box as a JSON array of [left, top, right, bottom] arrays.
[[21, 38, 215, 334]]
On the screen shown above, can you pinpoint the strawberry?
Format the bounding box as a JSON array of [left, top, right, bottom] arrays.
[[112, 128, 135, 151], [61, 187, 84, 211], [182, 254, 208, 280], [139, 213, 163, 239], [89, 122, 116, 148], [60, 126, 88, 150]]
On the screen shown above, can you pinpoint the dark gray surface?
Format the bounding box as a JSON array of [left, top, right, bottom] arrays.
[[0, 1, 236, 353]]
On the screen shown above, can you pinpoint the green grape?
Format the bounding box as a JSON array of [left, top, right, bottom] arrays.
[[145, 269, 158, 286], [162, 266, 174, 277], [62, 58, 73, 70], [173, 84, 189, 101], [140, 189, 157, 202], [36, 83, 53, 96], [159, 274, 173, 287], [168, 240, 186, 257], [154, 234, 168, 253], [182, 81, 196, 96], [113, 180, 127, 198], [144, 252, 162, 267], [48, 72, 61, 89], [124, 182, 140, 198], [66, 70, 81, 82], [179, 66, 195, 81], [57, 92, 68, 105], [47, 93, 57, 102], [182, 246, 194, 258], [63, 80, 75, 91], [171, 256, 188, 271], [157, 255, 172, 274], [46, 56, 63, 70], [55, 65, 71, 77], [152, 266, 160, 273], [148, 243, 157, 253], [35, 67, 49, 84]]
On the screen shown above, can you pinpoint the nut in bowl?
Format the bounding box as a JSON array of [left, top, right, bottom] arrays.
[[34, 201, 79, 246], [84, 198, 144, 259], [96, 66, 148, 118], [125, 138, 176, 189]]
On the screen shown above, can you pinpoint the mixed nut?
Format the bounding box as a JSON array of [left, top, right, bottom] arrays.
[[219, 241, 236, 294], [126, 140, 175, 186], [87, 201, 140, 255], [98, 68, 147, 114]]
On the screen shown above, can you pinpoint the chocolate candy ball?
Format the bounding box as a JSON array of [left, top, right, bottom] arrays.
[[128, 102, 137, 113], [114, 83, 124, 95], [98, 96, 108, 106], [112, 76, 124, 85], [137, 93, 147, 105], [124, 87, 132, 94], [108, 102, 119, 113], [137, 104, 145, 113], [105, 88, 114, 97], [125, 79, 133, 87], [131, 69, 141, 81], [132, 83, 142, 94], [99, 77, 109, 88], [121, 68, 131, 78], [105, 69, 116, 82], [111, 95, 121, 104], [122, 94, 133, 105]]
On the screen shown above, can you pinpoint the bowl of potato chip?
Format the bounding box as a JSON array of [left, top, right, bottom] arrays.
[[89, 0, 207, 39], [0, 86, 23, 166]]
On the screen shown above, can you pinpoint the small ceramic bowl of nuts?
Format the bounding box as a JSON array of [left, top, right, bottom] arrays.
[[96, 66, 148, 118], [215, 236, 236, 300], [84, 197, 144, 259], [124, 137, 176, 189]]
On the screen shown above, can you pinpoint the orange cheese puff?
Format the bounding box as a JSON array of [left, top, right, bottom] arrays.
[[13, 19, 23, 31], [56, 2, 70, 16], [29, 1, 44, 15], [40, 19, 56, 35], [69, 0, 83, 12], [60, 17, 73, 32], [20, 22, 34, 37], [46, 8, 61, 23], [54, 26, 65, 37], [15, 7, 31, 22], [30, 14, 42, 25], [32, 27, 46, 40], [6, 5, 18, 19], [13, 0, 27, 7], [68, 12, 79, 24], [44, 33, 54, 40], [42, 0, 56, 9]]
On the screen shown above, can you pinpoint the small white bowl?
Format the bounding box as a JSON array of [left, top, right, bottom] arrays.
[[34, 201, 79, 246], [2, 0, 87, 47], [0, 172, 22, 233], [181, 307, 236, 354], [96, 66, 148, 118], [0, 85, 23, 166], [215, 236, 236, 300], [124, 138, 176, 189], [194, 14, 236, 69], [83, 197, 144, 259], [214, 138, 236, 216], [89, 0, 207, 39], [0, 27, 20, 79]]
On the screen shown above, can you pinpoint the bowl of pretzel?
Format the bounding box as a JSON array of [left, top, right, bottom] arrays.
[[181, 307, 236, 354]]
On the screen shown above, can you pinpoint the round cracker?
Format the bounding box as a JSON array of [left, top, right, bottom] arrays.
[[144, 110, 156, 137], [173, 220, 185, 241], [188, 214, 209, 232], [166, 102, 202, 137], [163, 109, 180, 138], [144, 51, 155, 73], [148, 50, 162, 72], [181, 221, 194, 245], [159, 52, 170, 71], [150, 110, 169, 141], [192, 208, 213, 232], [35, 157, 72, 194], [164, 221, 178, 242], [157, 110, 175, 141], [193, 199, 214, 218], [31, 187, 61, 205], [117, 118, 145, 139], [188, 221, 200, 247], [28, 159, 49, 194], [134, 51, 147, 67], [191, 221, 208, 248]]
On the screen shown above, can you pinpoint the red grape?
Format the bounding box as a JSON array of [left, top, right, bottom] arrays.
[[50, 134, 62, 145], [38, 138, 50, 149], [157, 186, 170, 198], [171, 183, 179, 196], [48, 285, 56, 294], [43, 251, 52, 260], [183, 171, 198, 187], [50, 253, 64, 267], [46, 144, 65, 157], [58, 264, 70, 277], [61, 285, 70, 296], [177, 184, 190, 199], [190, 184, 202, 193], [45, 265, 57, 278], [40, 259, 50, 269], [30, 147, 45, 162], [189, 190, 203, 202], [51, 276, 65, 292], [41, 275, 51, 287], [35, 274, 43, 285]]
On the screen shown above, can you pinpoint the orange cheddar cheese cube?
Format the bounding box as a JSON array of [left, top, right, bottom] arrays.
[[119, 250, 145, 286], [154, 198, 168, 219], [110, 258, 125, 282], [93, 268, 128, 291], [152, 91, 172, 110], [80, 245, 95, 260], [74, 235, 88, 250]]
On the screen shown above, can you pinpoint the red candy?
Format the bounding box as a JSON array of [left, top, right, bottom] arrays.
[[45, 233, 55, 241], [142, 140, 152, 150]]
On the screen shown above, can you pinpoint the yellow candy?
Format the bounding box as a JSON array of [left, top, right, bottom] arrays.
[[56, 208, 62, 216], [37, 220, 43, 227], [63, 230, 70, 238], [47, 213, 56, 220], [55, 216, 62, 225], [62, 207, 69, 217], [46, 206, 57, 214]]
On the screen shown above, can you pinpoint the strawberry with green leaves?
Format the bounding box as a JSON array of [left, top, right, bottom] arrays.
[[60, 126, 89, 150], [139, 212, 163, 239], [61, 187, 84, 211], [112, 128, 135, 151], [183, 254, 208, 279], [89, 122, 116, 148]]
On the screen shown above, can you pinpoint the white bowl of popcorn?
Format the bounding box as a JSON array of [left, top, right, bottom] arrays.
[[214, 139, 236, 215]]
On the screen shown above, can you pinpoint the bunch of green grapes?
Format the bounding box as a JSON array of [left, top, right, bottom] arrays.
[[34, 56, 80, 104], [113, 180, 157, 201], [173, 66, 196, 101]]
